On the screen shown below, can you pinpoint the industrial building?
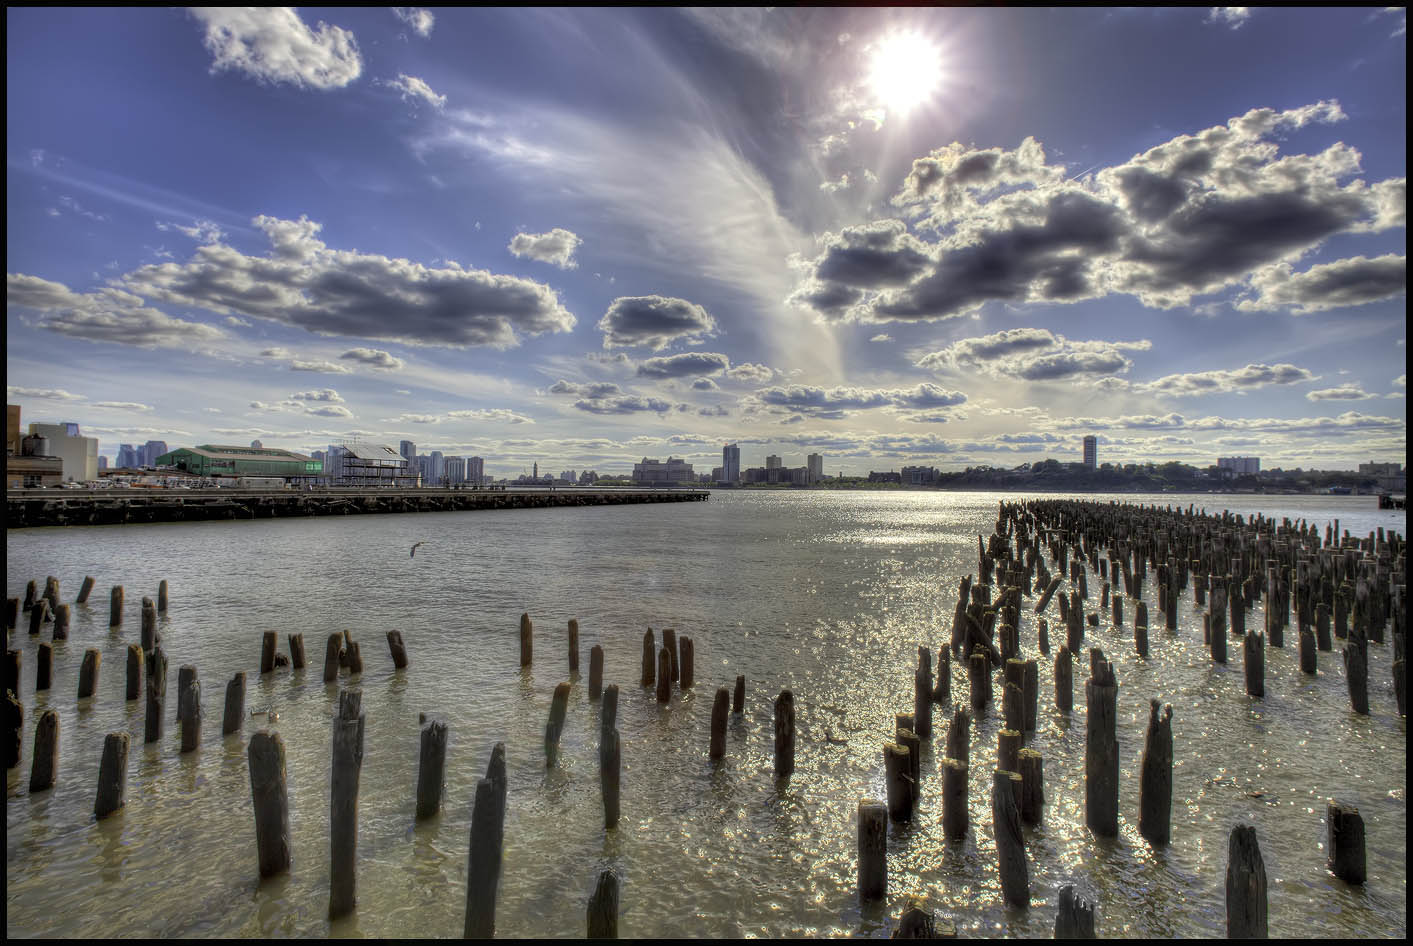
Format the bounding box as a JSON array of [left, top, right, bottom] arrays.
[[156, 444, 323, 482]]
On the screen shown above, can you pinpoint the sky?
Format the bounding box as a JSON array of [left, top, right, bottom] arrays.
[[5, 6, 1407, 476]]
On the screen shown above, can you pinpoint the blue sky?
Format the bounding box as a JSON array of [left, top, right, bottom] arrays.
[[6, 7, 1406, 476]]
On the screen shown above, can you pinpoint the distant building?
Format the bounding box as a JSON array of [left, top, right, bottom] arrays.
[[250, 439, 263, 449], [400, 440, 416, 463], [142, 440, 169, 468], [445, 455, 466, 484], [632, 456, 695, 485], [533, 462, 538, 480], [766, 454, 782, 470], [579, 469, 598, 485], [723, 443, 741, 483], [97, 454, 108, 471], [5, 404, 63, 487], [29, 422, 99, 482], [560, 470, 577, 484], [430, 450, 444, 483], [157, 444, 323, 481], [332, 443, 417, 487], [902, 465, 939, 486], [1218, 457, 1260, 475], [711, 466, 724, 481], [1083, 435, 1097, 469], [469, 456, 485, 486], [868, 470, 902, 484], [1359, 462, 1402, 476], [116, 444, 138, 469], [807, 453, 824, 484]]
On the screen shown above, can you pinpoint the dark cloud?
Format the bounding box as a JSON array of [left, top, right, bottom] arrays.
[[572, 395, 672, 415], [1239, 254, 1406, 314], [1139, 363, 1317, 396], [597, 295, 716, 350], [548, 379, 622, 398], [810, 220, 932, 288], [117, 215, 575, 347], [916, 328, 1150, 382], [636, 351, 731, 378], [752, 382, 966, 419], [8, 273, 227, 349]]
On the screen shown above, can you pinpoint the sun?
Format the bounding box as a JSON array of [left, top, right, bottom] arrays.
[[866, 31, 943, 117]]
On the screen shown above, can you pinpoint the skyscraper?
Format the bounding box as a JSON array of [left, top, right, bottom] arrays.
[[469, 456, 485, 486], [807, 453, 824, 484], [116, 444, 137, 469], [723, 443, 740, 483], [1083, 435, 1097, 469], [430, 450, 444, 483], [766, 454, 782, 470], [400, 440, 416, 462]]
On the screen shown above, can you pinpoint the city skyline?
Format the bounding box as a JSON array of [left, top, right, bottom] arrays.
[[6, 8, 1407, 476]]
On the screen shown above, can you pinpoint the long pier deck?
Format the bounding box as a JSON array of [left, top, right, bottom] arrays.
[[5, 486, 709, 528]]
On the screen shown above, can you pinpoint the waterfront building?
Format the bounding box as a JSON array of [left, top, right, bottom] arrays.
[[1083, 435, 1097, 469], [333, 442, 418, 487], [902, 465, 939, 486], [430, 450, 445, 483], [445, 455, 466, 484], [5, 405, 63, 487], [723, 443, 741, 483], [580, 469, 597, 485], [632, 456, 695, 485], [156, 444, 322, 481], [807, 453, 824, 484], [560, 470, 577, 484], [1218, 456, 1260, 475], [28, 422, 100, 482], [469, 456, 485, 486], [868, 470, 902, 484], [766, 454, 782, 470]]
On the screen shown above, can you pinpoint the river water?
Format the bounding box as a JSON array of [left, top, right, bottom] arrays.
[[5, 490, 1406, 938]]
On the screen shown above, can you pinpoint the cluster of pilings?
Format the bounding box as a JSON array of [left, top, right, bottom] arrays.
[[858, 498, 1398, 935]]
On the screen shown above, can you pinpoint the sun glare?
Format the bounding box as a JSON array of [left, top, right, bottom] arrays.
[[867, 31, 942, 117]]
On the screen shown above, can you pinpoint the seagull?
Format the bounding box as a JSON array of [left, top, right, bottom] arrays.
[[411, 542, 425, 558]]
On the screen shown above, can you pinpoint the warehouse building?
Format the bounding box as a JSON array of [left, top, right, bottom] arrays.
[[155, 444, 323, 483]]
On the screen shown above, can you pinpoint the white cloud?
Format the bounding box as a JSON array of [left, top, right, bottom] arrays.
[[1138, 364, 1318, 397], [1205, 8, 1251, 29], [393, 7, 435, 38], [445, 408, 535, 424], [1306, 385, 1376, 401], [291, 359, 353, 374], [289, 388, 344, 403], [340, 347, 405, 369], [91, 401, 153, 411], [508, 228, 582, 269], [7, 386, 86, 401], [7, 273, 227, 349], [188, 7, 363, 90], [382, 74, 446, 110]]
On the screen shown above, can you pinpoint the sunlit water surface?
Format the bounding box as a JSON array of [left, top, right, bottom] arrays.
[[6, 491, 1406, 937]]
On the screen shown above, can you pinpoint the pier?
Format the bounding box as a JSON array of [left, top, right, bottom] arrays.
[[5, 486, 709, 529]]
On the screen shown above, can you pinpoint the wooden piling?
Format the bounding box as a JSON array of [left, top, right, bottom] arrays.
[[329, 688, 365, 920], [416, 718, 448, 819], [77, 576, 95, 604], [897, 725, 921, 793], [942, 758, 968, 839], [1211, 610, 1227, 663], [1315, 604, 1332, 652], [679, 636, 694, 689], [465, 743, 508, 937], [29, 709, 59, 793], [288, 633, 306, 670], [29, 599, 49, 637], [641, 629, 655, 686], [601, 684, 619, 739], [915, 646, 934, 738], [1343, 643, 1369, 715], [1299, 627, 1317, 673], [1055, 646, 1073, 713], [1018, 748, 1043, 824], [945, 707, 970, 765], [709, 687, 729, 760], [180, 679, 202, 753], [733, 674, 745, 713], [223, 672, 246, 735], [998, 728, 1021, 773], [94, 732, 129, 819], [1244, 632, 1264, 699], [884, 743, 912, 822], [519, 612, 533, 667], [655, 648, 671, 703], [5, 692, 21, 769], [324, 633, 342, 683], [1326, 802, 1366, 885], [969, 651, 990, 711], [4, 649, 18, 700], [568, 619, 580, 673], [53, 604, 70, 641], [546, 682, 571, 767], [259, 631, 277, 675], [774, 690, 795, 778], [1038, 619, 1050, 655], [386, 630, 409, 670], [124, 644, 141, 701], [586, 869, 619, 939], [43, 576, 59, 615], [177, 665, 196, 722], [588, 645, 604, 700], [78, 649, 101, 699], [662, 628, 679, 682], [248, 731, 291, 877], [36, 642, 52, 691], [1085, 650, 1119, 837], [1055, 885, 1096, 938], [348, 641, 363, 676], [1139, 700, 1173, 846], [992, 769, 1029, 908], [1225, 824, 1267, 938], [858, 798, 888, 901], [6, 598, 17, 631], [600, 727, 621, 829], [1003, 682, 1024, 735], [23, 580, 37, 613]]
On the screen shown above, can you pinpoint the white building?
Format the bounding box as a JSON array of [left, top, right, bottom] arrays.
[[1218, 457, 1260, 475], [632, 456, 695, 484], [28, 422, 99, 482]]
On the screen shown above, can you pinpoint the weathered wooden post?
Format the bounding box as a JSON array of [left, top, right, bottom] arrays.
[[999, 728, 1021, 774], [43, 576, 59, 616], [679, 636, 694, 689], [287, 633, 305, 670], [223, 672, 246, 735], [53, 604, 70, 641], [774, 689, 795, 778], [23, 580, 37, 613], [94, 732, 130, 818], [897, 725, 921, 796], [180, 678, 202, 753], [992, 769, 1029, 907], [329, 688, 365, 920], [177, 665, 197, 722], [1055, 885, 1096, 938], [942, 758, 968, 839], [915, 646, 933, 738], [36, 642, 53, 691], [144, 647, 167, 744], [260, 631, 277, 675], [248, 730, 291, 877], [1326, 802, 1366, 885], [29, 709, 59, 793], [567, 619, 580, 673], [601, 684, 618, 740], [125, 644, 142, 701], [141, 598, 158, 647], [1299, 626, 1317, 674], [1226, 824, 1267, 938], [1018, 748, 1044, 824], [347, 641, 363, 676], [78, 649, 101, 699], [884, 743, 913, 822], [709, 687, 729, 760], [733, 674, 745, 713], [29, 600, 49, 638], [5, 692, 21, 769], [1003, 681, 1024, 736], [157, 578, 169, 613], [1343, 643, 1369, 715], [587, 869, 619, 939], [1055, 646, 1073, 713], [77, 576, 96, 604], [1243, 632, 1264, 699], [5, 598, 17, 630], [858, 798, 888, 901], [969, 651, 990, 711], [655, 648, 672, 703], [416, 718, 448, 819], [323, 633, 342, 683], [588, 645, 604, 700], [1038, 618, 1050, 655], [1315, 603, 1332, 652], [4, 649, 18, 700], [945, 706, 970, 765], [662, 629, 679, 682], [1139, 700, 1173, 846], [546, 682, 572, 767], [386, 630, 409, 670], [520, 612, 533, 667], [601, 724, 621, 830], [1112, 594, 1123, 630], [1085, 650, 1119, 837], [641, 629, 656, 687]]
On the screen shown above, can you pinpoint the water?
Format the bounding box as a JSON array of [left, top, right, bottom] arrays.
[[5, 491, 1406, 938]]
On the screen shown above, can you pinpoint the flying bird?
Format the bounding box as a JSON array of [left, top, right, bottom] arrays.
[[411, 542, 425, 558]]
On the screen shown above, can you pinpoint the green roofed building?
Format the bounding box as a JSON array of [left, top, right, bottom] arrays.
[[155, 444, 323, 478]]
